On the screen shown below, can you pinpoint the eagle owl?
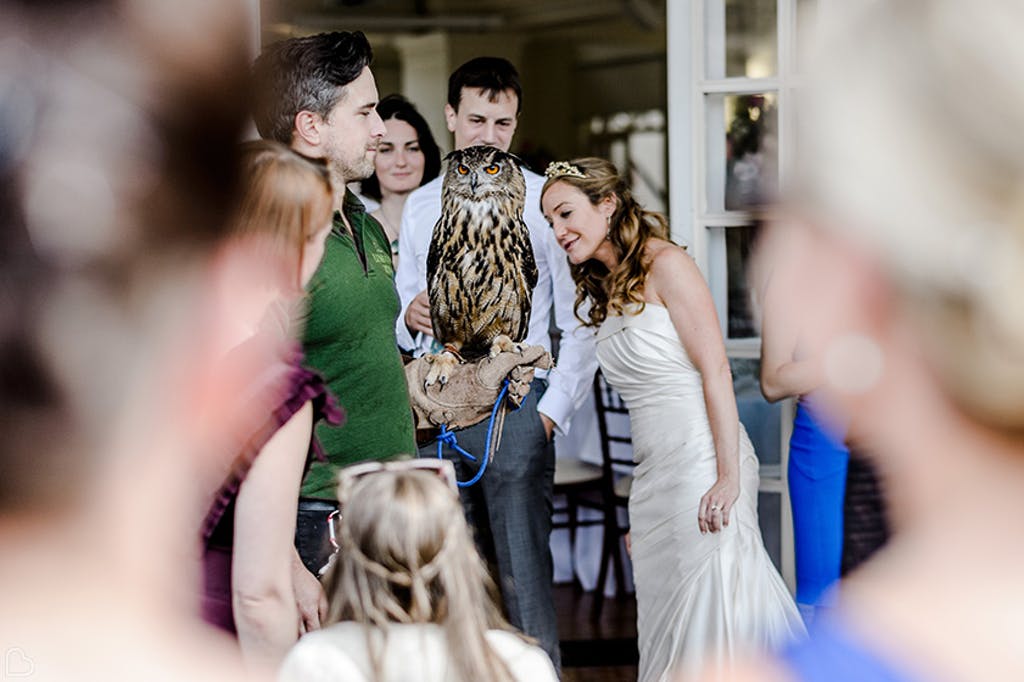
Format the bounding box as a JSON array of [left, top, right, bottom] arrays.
[[425, 145, 538, 385]]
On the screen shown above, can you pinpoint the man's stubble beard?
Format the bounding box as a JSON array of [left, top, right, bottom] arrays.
[[345, 154, 376, 182], [330, 156, 374, 186], [325, 136, 376, 185]]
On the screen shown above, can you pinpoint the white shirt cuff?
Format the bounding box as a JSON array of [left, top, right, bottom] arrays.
[[537, 385, 575, 437], [395, 307, 416, 351]]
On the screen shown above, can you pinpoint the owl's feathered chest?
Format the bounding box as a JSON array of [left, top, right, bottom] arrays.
[[435, 197, 528, 258], [426, 189, 539, 356]]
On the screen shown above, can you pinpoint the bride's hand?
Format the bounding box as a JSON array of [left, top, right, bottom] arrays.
[[698, 475, 740, 533]]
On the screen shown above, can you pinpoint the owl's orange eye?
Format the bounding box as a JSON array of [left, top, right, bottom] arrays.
[[484, 164, 500, 175], [457, 165, 469, 175]]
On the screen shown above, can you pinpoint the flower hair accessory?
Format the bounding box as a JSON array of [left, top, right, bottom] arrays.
[[544, 161, 586, 180]]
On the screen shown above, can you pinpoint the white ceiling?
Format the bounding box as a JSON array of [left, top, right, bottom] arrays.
[[263, 0, 666, 63]]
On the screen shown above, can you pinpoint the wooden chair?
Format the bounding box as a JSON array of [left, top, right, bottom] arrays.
[[552, 454, 604, 588], [591, 369, 635, 617]]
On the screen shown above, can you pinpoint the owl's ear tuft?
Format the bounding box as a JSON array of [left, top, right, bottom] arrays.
[[503, 151, 528, 170]]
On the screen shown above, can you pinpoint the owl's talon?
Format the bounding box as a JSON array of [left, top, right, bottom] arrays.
[[488, 334, 521, 359], [423, 350, 460, 388]]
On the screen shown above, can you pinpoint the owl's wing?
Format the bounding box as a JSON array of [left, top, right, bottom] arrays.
[[499, 215, 538, 345], [427, 215, 465, 344], [426, 216, 444, 290], [517, 216, 539, 292]]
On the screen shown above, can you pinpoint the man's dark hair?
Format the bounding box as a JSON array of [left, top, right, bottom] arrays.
[[252, 31, 373, 144], [360, 94, 442, 201], [447, 57, 522, 114]]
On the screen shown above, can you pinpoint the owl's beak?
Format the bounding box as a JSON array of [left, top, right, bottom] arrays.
[[469, 173, 478, 193]]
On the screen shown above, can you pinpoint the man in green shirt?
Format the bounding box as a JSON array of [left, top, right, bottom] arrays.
[[252, 31, 416, 575]]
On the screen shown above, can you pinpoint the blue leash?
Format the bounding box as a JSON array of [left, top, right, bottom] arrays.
[[436, 378, 512, 487]]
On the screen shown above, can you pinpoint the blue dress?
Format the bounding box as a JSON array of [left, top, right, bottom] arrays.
[[788, 400, 849, 612], [781, 618, 922, 682]]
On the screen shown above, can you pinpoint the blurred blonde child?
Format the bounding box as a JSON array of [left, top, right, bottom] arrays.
[[279, 460, 557, 682]]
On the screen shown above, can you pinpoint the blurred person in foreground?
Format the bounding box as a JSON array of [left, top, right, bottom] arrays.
[[718, 1, 1024, 680], [0, 1, 285, 680], [279, 460, 557, 682], [200, 140, 342, 669]]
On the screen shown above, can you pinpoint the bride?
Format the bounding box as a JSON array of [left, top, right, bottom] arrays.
[[541, 159, 804, 681]]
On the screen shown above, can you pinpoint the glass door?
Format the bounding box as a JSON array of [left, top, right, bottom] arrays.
[[668, 0, 822, 590]]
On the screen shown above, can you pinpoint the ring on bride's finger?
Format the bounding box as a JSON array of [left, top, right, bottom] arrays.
[[710, 504, 720, 512]]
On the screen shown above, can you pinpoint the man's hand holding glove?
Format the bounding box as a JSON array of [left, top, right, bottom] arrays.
[[405, 345, 553, 431]]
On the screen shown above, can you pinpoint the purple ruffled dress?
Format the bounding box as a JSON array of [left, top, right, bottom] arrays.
[[199, 346, 343, 633]]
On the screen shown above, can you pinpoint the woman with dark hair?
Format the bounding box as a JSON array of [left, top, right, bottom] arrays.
[[361, 94, 441, 267]]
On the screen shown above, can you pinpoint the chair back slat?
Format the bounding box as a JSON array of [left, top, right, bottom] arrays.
[[592, 370, 635, 476], [589, 369, 635, 608]]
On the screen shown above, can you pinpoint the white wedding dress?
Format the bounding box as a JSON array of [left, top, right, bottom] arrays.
[[597, 303, 805, 681]]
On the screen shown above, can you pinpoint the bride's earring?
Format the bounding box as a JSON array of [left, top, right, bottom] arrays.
[[605, 214, 611, 240]]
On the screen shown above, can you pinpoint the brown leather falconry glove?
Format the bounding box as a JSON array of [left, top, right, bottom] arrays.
[[405, 344, 554, 431]]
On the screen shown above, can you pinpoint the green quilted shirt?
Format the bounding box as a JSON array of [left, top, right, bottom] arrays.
[[300, 191, 415, 500]]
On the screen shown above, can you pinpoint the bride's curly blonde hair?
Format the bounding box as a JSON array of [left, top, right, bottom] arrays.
[[542, 157, 671, 327]]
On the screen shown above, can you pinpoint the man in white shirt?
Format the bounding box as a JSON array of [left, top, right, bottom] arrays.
[[395, 57, 597, 669]]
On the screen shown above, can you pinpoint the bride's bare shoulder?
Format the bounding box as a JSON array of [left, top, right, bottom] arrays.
[[645, 239, 700, 285], [644, 237, 684, 258]]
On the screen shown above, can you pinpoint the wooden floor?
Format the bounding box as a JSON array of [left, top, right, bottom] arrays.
[[554, 582, 638, 681]]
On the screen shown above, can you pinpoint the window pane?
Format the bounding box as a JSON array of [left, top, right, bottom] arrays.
[[629, 130, 667, 214], [795, 0, 819, 74], [727, 223, 760, 338], [729, 356, 785, 571], [706, 222, 761, 340], [725, 93, 777, 210], [758, 491, 783, 571], [705, 0, 778, 79], [733, 356, 784, 571], [731, 356, 781, 468], [705, 92, 778, 212]]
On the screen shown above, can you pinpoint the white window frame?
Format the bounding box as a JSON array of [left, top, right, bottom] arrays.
[[668, 0, 809, 592]]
